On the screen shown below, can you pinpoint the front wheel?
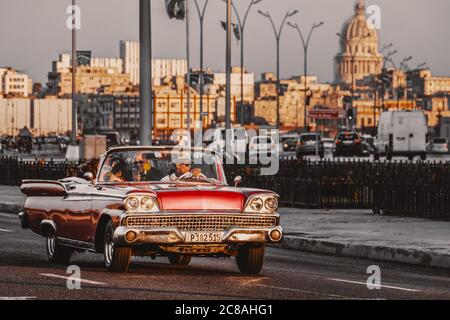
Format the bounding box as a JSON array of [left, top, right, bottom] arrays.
[[45, 229, 72, 264], [167, 253, 192, 266], [236, 245, 265, 275], [104, 221, 131, 273]]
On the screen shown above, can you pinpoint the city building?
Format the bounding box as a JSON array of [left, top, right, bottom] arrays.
[[0, 67, 32, 97], [90, 57, 123, 74], [80, 85, 237, 140], [0, 98, 72, 136], [335, 0, 383, 87], [254, 75, 344, 131], [120, 40, 188, 86], [408, 69, 450, 97], [47, 54, 133, 96], [206, 67, 255, 103]]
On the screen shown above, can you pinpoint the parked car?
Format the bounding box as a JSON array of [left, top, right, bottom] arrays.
[[248, 135, 278, 161], [374, 110, 428, 161], [296, 133, 324, 159], [19, 147, 282, 274], [361, 135, 375, 156], [281, 134, 298, 152], [333, 132, 363, 157], [322, 138, 335, 153], [428, 138, 449, 154]]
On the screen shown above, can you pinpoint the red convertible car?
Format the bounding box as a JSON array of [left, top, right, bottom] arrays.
[[19, 147, 282, 274]]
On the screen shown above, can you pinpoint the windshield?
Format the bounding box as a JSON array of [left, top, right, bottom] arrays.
[[433, 138, 447, 144], [98, 150, 221, 184], [300, 134, 320, 142], [337, 133, 359, 141]]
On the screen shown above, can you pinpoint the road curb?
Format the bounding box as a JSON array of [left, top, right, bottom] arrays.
[[281, 234, 450, 270], [0, 202, 23, 215]]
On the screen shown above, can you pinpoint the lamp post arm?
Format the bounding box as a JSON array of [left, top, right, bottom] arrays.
[[241, 0, 255, 29], [266, 15, 279, 40], [193, 0, 209, 21], [277, 13, 290, 39]]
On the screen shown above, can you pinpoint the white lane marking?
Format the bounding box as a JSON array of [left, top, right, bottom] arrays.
[[40, 273, 107, 286], [255, 284, 350, 299], [328, 278, 421, 293], [0, 213, 19, 220], [0, 228, 13, 233], [0, 297, 37, 300]]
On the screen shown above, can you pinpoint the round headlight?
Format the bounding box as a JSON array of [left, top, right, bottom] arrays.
[[125, 197, 139, 211], [264, 197, 278, 211], [250, 198, 264, 211], [140, 197, 155, 211]]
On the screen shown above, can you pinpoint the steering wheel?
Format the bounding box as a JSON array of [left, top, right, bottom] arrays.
[[177, 171, 208, 180]]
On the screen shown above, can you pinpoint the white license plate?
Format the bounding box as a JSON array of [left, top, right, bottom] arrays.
[[184, 232, 223, 243], [343, 141, 353, 145]]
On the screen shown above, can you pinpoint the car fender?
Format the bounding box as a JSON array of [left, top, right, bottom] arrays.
[[40, 220, 57, 236], [94, 208, 125, 252]]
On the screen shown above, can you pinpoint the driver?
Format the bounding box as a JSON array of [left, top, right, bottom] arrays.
[[132, 152, 164, 181], [161, 161, 191, 181]]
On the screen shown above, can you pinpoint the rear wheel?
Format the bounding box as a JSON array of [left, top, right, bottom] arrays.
[[45, 229, 72, 264], [236, 245, 265, 275], [167, 253, 192, 266], [104, 221, 131, 273]]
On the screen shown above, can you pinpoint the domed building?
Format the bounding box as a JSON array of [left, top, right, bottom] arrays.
[[335, 0, 383, 87]]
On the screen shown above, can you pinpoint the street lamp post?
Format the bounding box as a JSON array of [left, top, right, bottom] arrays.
[[223, 0, 262, 126], [185, 0, 191, 131], [71, 0, 77, 145], [139, 0, 153, 146], [288, 21, 324, 133], [258, 9, 298, 129], [193, 0, 209, 129], [380, 50, 398, 111], [225, 0, 232, 130]]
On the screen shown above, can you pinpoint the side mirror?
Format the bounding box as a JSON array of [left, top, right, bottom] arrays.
[[83, 172, 95, 182], [234, 176, 242, 187]]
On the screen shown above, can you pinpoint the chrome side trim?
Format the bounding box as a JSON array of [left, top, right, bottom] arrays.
[[57, 237, 96, 251]]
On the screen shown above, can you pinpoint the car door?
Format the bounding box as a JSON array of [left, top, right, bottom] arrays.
[[63, 183, 93, 243]]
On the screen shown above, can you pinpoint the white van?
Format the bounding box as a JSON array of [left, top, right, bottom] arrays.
[[374, 110, 428, 161]]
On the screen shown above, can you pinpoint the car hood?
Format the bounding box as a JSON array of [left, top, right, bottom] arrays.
[[105, 184, 260, 211], [155, 186, 245, 211]]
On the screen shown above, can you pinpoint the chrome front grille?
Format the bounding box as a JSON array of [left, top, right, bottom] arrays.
[[124, 215, 278, 231]]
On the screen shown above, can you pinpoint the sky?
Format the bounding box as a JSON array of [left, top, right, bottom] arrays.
[[0, 0, 449, 85]]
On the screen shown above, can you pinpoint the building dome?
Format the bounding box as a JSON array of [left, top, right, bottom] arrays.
[[334, 0, 383, 86], [344, 0, 378, 44]]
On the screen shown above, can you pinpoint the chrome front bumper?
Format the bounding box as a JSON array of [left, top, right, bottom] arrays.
[[113, 226, 283, 247]]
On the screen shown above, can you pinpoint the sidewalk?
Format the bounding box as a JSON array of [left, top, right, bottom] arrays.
[[279, 208, 450, 269], [1, 185, 449, 269], [0, 186, 24, 214]]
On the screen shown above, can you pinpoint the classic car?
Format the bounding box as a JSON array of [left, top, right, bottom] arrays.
[[18, 146, 283, 274]]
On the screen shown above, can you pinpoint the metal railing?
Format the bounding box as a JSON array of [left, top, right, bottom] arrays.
[[2, 157, 450, 219]]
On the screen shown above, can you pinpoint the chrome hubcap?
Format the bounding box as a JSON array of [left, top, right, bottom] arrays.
[[46, 233, 55, 257], [104, 230, 114, 265]]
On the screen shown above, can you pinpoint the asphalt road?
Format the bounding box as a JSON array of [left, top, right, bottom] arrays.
[[1, 213, 449, 300]]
